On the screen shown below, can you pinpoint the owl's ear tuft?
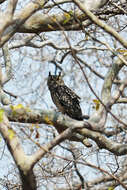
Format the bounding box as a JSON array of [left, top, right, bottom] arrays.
[[58, 72, 61, 78]]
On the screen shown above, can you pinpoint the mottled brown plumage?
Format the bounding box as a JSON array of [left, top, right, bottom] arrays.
[[47, 72, 89, 120]]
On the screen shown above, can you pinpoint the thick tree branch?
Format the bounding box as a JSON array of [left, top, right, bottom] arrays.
[[88, 54, 126, 130], [1, 106, 127, 156], [13, 1, 126, 34], [2, 43, 12, 84], [0, 0, 18, 37], [101, 56, 124, 103], [0, 0, 48, 47], [0, 43, 13, 105], [0, 113, 36, 190], [5, 0, 18, 21]]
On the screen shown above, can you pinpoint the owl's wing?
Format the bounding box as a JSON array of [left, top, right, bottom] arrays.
[[58, 85, 80, 99], [56, 85, 80, 104], [55, 86, 83, 120]]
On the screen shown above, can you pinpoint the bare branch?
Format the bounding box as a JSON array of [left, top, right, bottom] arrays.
[[2, 43, 12, 84], [73, 0, 127, 49], [30, 125, 83, 167]]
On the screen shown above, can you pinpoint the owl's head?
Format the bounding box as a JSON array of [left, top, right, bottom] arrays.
[[47, 72, 64, 89]]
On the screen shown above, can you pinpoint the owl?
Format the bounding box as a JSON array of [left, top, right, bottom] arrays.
[[47, 72, 89, 121]]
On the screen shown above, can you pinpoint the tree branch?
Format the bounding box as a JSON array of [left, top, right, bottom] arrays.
[[2, 43, 12, 84], [0, 0, 48, 47], [73, 0, 127, 49], [1, 105, 127, 156]]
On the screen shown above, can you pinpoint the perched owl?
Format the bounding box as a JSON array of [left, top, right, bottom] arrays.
[[47, 72, 89, 121]]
